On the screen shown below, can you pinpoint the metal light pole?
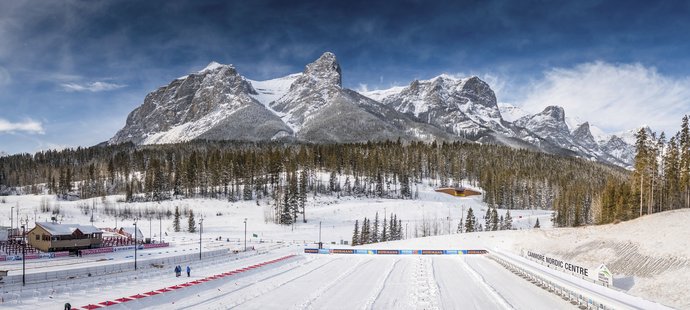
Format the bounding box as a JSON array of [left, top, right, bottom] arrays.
[[318, 221, 322, 249], [199, 217, 203, 260], [10, 206, 14, 235], [159, 214, 162, 243], [133, 220, 138, 270], [21, 224, 26, 286], [243, 218, 247, 252]]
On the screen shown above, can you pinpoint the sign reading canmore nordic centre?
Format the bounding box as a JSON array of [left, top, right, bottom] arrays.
[[527, 251, 589, 277]]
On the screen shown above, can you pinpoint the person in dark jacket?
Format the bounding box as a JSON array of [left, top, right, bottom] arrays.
[[186, 265, 191, 277], [174, 265, 180, 277]]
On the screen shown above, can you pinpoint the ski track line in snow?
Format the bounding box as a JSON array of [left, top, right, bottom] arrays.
[[364, 258, 400, 310], [412, 256, 440, 310], [169, 255, 323, 310], [224, 255, 347, 309], [299, 256, 373, 310], [461, 256, 515, 310]]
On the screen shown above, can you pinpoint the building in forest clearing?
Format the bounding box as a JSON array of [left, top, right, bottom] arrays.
[[434, 187, 482, 197]]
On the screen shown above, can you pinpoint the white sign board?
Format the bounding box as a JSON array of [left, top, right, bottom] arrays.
[[596, 264, 613, 286]]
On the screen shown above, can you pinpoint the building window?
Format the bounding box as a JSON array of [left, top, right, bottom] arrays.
[[35, 234, 39, 240]]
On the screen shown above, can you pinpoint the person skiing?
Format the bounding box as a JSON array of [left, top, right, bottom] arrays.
[[186, 265, 191, 277]]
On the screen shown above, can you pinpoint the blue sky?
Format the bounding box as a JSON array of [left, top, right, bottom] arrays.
[[1, 0, 690, 154]]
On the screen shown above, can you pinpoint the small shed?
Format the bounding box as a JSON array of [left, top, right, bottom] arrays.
[[118, 227, 144, 241]]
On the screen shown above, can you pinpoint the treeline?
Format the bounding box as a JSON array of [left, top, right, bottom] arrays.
[[598, 116, 690, 224], [461, 206, 514, 233], [351, 212, 403, 246], [0, 139, 627, 227]]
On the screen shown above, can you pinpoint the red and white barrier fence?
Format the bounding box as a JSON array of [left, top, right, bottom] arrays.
[[74, 254, 296, 309]]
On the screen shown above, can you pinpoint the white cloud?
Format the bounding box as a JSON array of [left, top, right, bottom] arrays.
[[0, 118, 44, 134], [61, 81, 126, 92], [518, 62, 690, 134]]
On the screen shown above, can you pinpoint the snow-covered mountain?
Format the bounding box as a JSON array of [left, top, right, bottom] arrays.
[[109, 51, 637, 167], [266, 52, 455, 142], [367, 75, 512, 140], [511, 106, 633, 166], [497, 103, 636, 167], [109, 62, 292, 145], [0, 151, 7, 158], [110, 52, 456, 146]]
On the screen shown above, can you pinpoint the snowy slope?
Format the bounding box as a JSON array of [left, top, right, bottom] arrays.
[[247, 73, 302, 106], [361, 85, 406, 102], [497, 103, 529, 122]]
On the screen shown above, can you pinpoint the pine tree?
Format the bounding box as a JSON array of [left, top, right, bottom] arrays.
[[188, 209, 196, 233], [680, 115, 690, 208], [484, 208, 491, 230], [504, 210, 513, 230], [288, 172, 299, 222], [299, 169, 308, 223], [390, 214, 397, 240], [372, 212, 380, 243], [534, 218, 541, 228], [491, 207, 499, 231], [376, 172, 384, 197], [499, 215, 504, 231], [360, 218, 370, 244], [173, 206, 181, 232], [329, 171, 338, 193], [352, 220, 360, 246], [457, 218, 463, 233], [465, 207, 475, 233], [243, 177, 253, 201], [381, 215, 388, 242], [634, 127, 651, 217], [397, 219, 402, 239], [279, 190, 293, 225]]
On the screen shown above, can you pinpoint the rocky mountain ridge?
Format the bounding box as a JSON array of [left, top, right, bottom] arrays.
[[110, 52, 637, 167]]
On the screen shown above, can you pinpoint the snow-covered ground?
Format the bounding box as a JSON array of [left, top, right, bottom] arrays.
[[0, 183, 687, 309]]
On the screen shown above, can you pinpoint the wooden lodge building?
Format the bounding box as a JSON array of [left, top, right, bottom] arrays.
[[435, 187, 482, 197], [27, 222, 103, 252]]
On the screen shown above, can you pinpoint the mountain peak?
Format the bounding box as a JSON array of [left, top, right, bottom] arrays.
[[303, 52, 341, 87], [573, 122, 597, 148], [541, 106, 566, 122], [198, 61, 232, 73]]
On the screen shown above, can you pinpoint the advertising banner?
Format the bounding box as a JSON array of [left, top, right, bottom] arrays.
[[54, 251, 70, 258], [377, 249, 399, 255], [143, 243, 169, 249], [331, 249, 355, 254], [81, 247, 114, 255]]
